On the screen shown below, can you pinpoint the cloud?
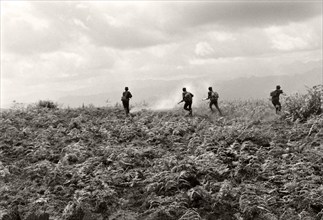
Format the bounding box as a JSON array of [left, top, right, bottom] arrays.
[[195, 42, 215, 57], [209, 31, 236, 42], [1, 42, 117, 85], [187, 29, 273, 59], [2, 1, 321, 55], [265, 18, 322, 51], [28, 2, 170, 50], [2, 16, 65, 55], [85, 18, 168, 49], [169, 1, 322, 29], [1, 2, 86, 55]]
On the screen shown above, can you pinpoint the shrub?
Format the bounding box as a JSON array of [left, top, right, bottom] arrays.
[[37, 100, 58, 109], [284, 85, 322, 121]]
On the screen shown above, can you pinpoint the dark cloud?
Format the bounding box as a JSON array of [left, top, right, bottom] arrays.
[[167, 1, 322, 28]]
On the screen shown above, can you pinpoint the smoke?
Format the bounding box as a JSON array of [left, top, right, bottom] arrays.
[[150, 81, 210, 110], [130, 106, 146, 113], [129, 97, 179, 112], [129, 80, 212, 112], [151, 96, 180, 110]]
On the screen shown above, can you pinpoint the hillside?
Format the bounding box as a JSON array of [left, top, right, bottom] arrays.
[[1, 93, 322, 220]]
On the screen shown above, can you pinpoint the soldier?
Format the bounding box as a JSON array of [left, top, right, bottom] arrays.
[[121, 87, 132, 116], [270, 85, 283, 114], [178, 87, 194, 116], [203, 87, 222, 116]]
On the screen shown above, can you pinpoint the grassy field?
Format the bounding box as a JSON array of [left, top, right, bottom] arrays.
[[0, 89, 322, 220]]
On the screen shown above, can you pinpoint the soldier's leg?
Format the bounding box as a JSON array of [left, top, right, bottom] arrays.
[[126, 101, 130, 114], [272, 101, 278, 113], [209, 101, 214, 111], [189, 102, 192, 115], [184, 102, 189, 111], [277, 101, 282, 112], [215, 101, 223, 116], [272, 100, 280, 114], [123, 100, 129, 115]]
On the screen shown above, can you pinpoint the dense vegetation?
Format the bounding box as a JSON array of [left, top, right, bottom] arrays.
[[0, 86, 322, 220]]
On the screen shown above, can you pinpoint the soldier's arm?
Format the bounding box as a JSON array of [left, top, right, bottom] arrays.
[[204, 92, 210, 100], [179, 93, 185, 104], [178, 94, 185, 103]]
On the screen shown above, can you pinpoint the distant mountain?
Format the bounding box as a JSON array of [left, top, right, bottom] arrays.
[[57, 70, 321, 108], [216, 68, 321, 100]]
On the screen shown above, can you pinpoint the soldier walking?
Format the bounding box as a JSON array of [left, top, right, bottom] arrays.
[[270, 85, 284, 114], [203, 87, 222, 116], [121, 87, 132, 116], [178, 87, 194, 116]]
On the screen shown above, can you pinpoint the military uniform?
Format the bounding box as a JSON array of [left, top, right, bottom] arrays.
[[183, 91, 193, 114], [271, 89, 283, 113], [206, 89, 222, 115], [179, 89, 193, 116], [121, 89, 132, 115]]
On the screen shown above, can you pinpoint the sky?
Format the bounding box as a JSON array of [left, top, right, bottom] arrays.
[[1, 1, 322, 108]]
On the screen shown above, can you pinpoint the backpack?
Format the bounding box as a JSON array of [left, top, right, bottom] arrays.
[[210, 91, 219, 100], [270, 91, 276, 97], [121, 91, 132, 101], [184, 92, 193, 102], [270, 90, 280, 99]]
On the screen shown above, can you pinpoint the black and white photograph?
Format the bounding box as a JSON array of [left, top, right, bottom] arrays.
[[0, 1, 322, 219]]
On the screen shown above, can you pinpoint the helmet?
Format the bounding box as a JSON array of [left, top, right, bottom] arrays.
[[208, 87, 212, 91], [276, 85, 281, 89], [125, 87, 129, 91], [182, 87, 186, 92]]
